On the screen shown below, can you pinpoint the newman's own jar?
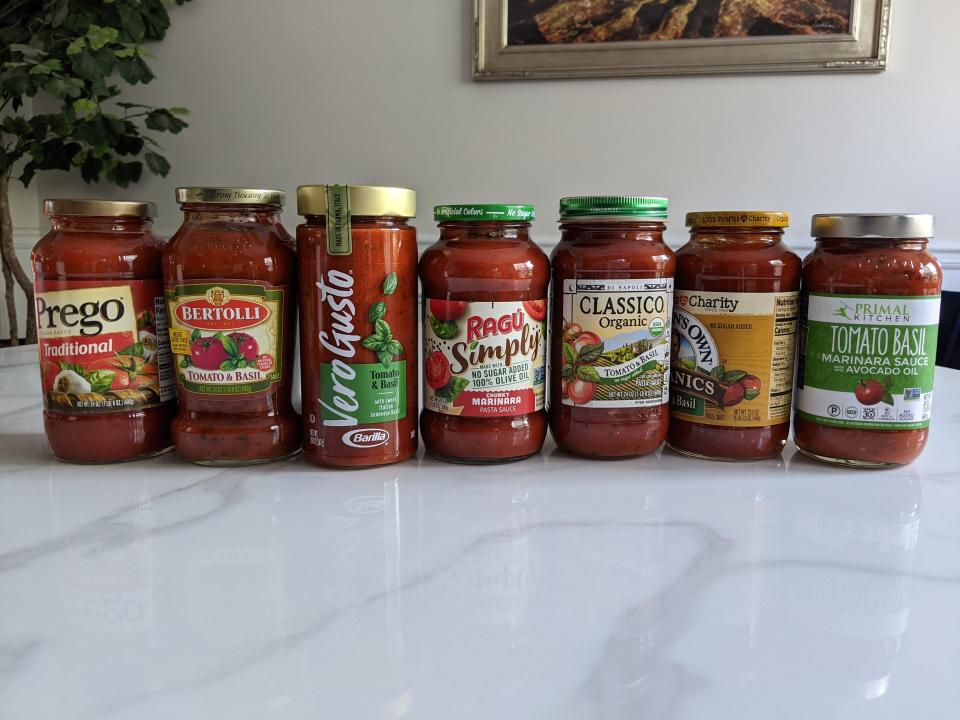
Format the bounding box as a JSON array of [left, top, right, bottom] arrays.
[[163, 188, 300, 465], [795, 214, 941, 467], [549, 196, 674, 458], [669, 212, 801, 461], [32, 199, 176, 463], [420, 204, 549, 463], [297, 185, 418, 467]]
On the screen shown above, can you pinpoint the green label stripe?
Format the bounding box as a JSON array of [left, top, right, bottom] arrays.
[[181, 379, 277, 394], [167, 282, 283, 301], [797, 409, 929, 431], [320, 361, 406, 424], [326, 184, 352, 256]]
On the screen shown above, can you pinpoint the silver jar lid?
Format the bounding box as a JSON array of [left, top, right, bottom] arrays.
[[811, 214, 934, 239]]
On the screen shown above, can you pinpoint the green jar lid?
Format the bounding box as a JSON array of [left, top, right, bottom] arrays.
[[434, 204, 535, 222], [559, 196, 668, 219]]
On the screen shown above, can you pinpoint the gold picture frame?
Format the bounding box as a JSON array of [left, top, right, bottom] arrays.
[[474, 0, 891, 80]]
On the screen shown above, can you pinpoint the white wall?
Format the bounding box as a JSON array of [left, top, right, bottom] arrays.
[[9, 0, 960, 338]]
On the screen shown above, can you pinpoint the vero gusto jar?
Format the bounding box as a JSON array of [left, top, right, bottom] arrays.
[[669, 212, 801, 461], [549, 196, 675, 458], [420, 204, 549, 463], [795, 214, 941, 467], [32, 199, 176, 463], [297, 185, 418, 467], [163, 188, 300, 465]]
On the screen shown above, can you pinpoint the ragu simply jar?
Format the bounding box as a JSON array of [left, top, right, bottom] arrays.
[[420, 204, 549, 463], [795, 214, 941, 467], [32, 199, 176, 463], [669, 211, 801, 461], [550, 196, 675, 458], [297, 185, 418, 468], [163, 187, 300, 465]]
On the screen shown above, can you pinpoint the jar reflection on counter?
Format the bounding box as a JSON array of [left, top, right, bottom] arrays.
[[549, 196, 675, 458], [420, 204, 549, 463], [794, 214, 941, 467], [162, 187, 301, 465], [668, 211, 801, 461]]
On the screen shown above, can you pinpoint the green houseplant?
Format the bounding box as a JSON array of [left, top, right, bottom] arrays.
[[1, 0, 191, 346]]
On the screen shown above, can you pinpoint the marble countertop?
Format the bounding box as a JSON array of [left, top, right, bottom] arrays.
[[1, 345, 958, 720]]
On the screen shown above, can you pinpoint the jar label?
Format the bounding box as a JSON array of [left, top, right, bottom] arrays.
[[670, 290, 799, 427], [559, 277, 672, 408], [166, 281, 285, 395], [423, 298, 546, 417], [796, 294, 939, 429], [35, 279, 175, 413]]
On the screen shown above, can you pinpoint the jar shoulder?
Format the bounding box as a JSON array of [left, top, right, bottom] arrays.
[[164, 222, 296, 283], [551, 237, 675, 274], [32, 229, 165, 278]]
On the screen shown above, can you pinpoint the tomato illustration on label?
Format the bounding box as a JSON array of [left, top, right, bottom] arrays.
[[522, 299, 546, 322], [166, 282, 285, 395]]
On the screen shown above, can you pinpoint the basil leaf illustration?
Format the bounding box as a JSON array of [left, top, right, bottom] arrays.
[[180, 357, 191, 368], [219, 332, 239, 358], [577, 343, 603, 365], [190, 329, 202, 342], [744, 388, 760, 401], [378, 350, 393, 368], [59, 361, 86, 375], [375, 318, 392, 341], [382, 272, 398, 296], [723, 370, 747, 383], [563, 342, 578, 368], [469, 340, 479, 350], [428, 315, 458, 340], [577, 365, 601, 382], [882, 392, 895, 406], [388, 339, 403, 356], [562, 365, 576, 380], [118, 342, 145, 358], [362, 335, 382, 350], [436, 376, 470, 401], [369, 301, 387, 323], [710, 365, 726, 381], [87, 370, 114, 394]]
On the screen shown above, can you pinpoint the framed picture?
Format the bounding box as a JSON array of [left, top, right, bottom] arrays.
[[474, 0, 891, 80]]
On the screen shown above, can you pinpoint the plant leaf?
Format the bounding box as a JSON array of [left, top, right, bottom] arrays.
[[375, 318, 392, 341], [87, 25, 120, 51], [577, 343, 603, 365], [710, 365, 726, 381], [435, 376, 470, 402], [723, 370, 747, 383], [117, 342, 146, 358], [744, 388, 760, 401], [87, 370, 115, 394], [218, 332, 239, 358], [428, 315, 458, 340], [563, 342, 578, 368], [362, 335, 382, 350], [144, 151, 170, 176], [882, 392, 895, 406], [368, 301, 387, 323], [382, 272, 398, 295], [378, 350, 393, 368], [190, 329, 202, 342], [388, 339, 403, 356], [577, 365, 601, 382]]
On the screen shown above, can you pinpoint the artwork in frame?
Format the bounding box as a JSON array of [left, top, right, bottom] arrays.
[[474, 0, 891, 80]]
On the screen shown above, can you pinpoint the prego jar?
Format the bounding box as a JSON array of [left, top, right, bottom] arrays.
[[420, 204, 549, 463], [297, 185, 418, 468], [795, 214, 941, 467], [32, 199, 176, 463], [669, 211, 801, 461], [163, 187, 300, 465], [549, 196, 674, 458]]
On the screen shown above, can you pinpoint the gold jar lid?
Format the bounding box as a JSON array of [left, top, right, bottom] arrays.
[[175, 187, 285, 206], [297, 185, 416, 217], [686, 211, 790, 228], [43, 198, 158, 218]]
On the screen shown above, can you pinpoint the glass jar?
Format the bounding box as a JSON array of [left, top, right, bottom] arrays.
[[795, 214, 941, 467], [163, 187, 300, 465], [32, 199, 176, 463], [549, 196, 674, 458], [669, 212, 801, 461], [297, 185, 418, 467], [420, 204, 549, 463]]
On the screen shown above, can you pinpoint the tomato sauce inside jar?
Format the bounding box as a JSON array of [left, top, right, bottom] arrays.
[[163, 188, 300, 465], [32, 199, 176, 463], [549, 196, 675, 458], [297, 185, 418, 468], [794, 214, 941, 467], [420, 204, 549, 463], [668, 212, 801, 461]]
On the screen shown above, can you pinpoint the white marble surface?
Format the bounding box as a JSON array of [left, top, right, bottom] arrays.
[[1, 344, 959, 720]]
